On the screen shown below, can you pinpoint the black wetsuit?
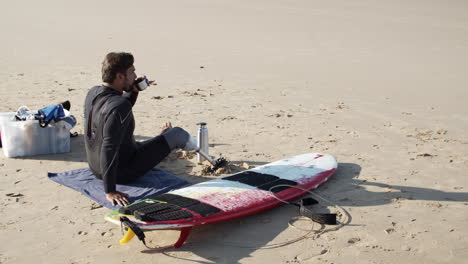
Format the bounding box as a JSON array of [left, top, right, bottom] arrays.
[[84, 85, 171, 193]]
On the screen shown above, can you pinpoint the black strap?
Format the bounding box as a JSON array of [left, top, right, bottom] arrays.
[[120, 216, 163, 249], [120, 216, 148, 247], [290, 198, 337, 225], [37, 110, 52, 128]]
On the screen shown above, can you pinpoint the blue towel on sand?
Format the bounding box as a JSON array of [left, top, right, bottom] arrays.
[[48, 168, 191, 210]]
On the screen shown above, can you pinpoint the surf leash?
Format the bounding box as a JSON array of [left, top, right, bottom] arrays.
[[267, 184, 349, 227], [289, 197, 337, 225], [207, 185, 350, 250], [119, 216, 151, 249]]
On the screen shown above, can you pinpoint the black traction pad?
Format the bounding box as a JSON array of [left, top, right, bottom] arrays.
[[149, 193, 180, 202], [224, 171, 298, 192], [135, 209, 194, 222], [119, 200, 162, 215], [151, 193, 200, 207], [149, 193, 222, 217], [186, 202, 221, 217], [133, 202, 180, 216], [224, 171, 280, 187], [258, 179, 298, 193]]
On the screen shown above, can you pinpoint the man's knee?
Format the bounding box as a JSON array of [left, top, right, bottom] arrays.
[[162, 127, 190, 150]]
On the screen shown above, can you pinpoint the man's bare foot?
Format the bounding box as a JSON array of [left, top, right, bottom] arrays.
[[160, 122, 172, 134]]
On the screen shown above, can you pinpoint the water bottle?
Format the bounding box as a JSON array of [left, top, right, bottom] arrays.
[[197, 122, 209, 162]]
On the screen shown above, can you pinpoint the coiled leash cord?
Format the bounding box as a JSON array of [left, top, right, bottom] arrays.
[[218, 184, 349, 249]]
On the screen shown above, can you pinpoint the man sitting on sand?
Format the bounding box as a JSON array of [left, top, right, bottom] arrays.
[[84, 52, 197, 207]]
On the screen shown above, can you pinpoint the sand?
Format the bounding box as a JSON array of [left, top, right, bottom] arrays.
[[1, 0, 467, 263]]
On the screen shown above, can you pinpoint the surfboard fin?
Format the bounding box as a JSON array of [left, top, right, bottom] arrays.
[[120, 228, 136, 244], [119, 216, 193, 249], [174, 227, 192, 248]]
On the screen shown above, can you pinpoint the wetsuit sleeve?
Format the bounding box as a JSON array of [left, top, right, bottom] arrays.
[[122, 91, 139, 106], [100, 105, 132, 193]]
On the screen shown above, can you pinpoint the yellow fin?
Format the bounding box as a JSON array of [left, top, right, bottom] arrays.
[[119, 228, 136, 245]]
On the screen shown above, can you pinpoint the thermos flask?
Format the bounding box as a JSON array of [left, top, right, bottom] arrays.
[[197, 122, 209, 162]]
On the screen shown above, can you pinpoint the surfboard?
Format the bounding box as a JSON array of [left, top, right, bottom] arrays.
[[105, 152, 337, 248]]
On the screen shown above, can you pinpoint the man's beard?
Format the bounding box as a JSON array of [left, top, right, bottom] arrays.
[[123, 77, 134, 92], [123, 84, 133, 92]]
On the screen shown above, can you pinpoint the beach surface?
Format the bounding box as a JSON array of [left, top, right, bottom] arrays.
[[1, 0, 467, 263]]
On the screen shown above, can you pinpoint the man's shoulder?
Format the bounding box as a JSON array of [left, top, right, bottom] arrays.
[[85, 85, 105, 102], [109, 97, 132, 113], [85, 86, 132, 114], [88, 85, 104, 94], [100, 91, 132, 115]]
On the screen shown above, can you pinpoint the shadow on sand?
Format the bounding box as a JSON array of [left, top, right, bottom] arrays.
[[140, 162, 468, 263], [17, 141, 468, 263]]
